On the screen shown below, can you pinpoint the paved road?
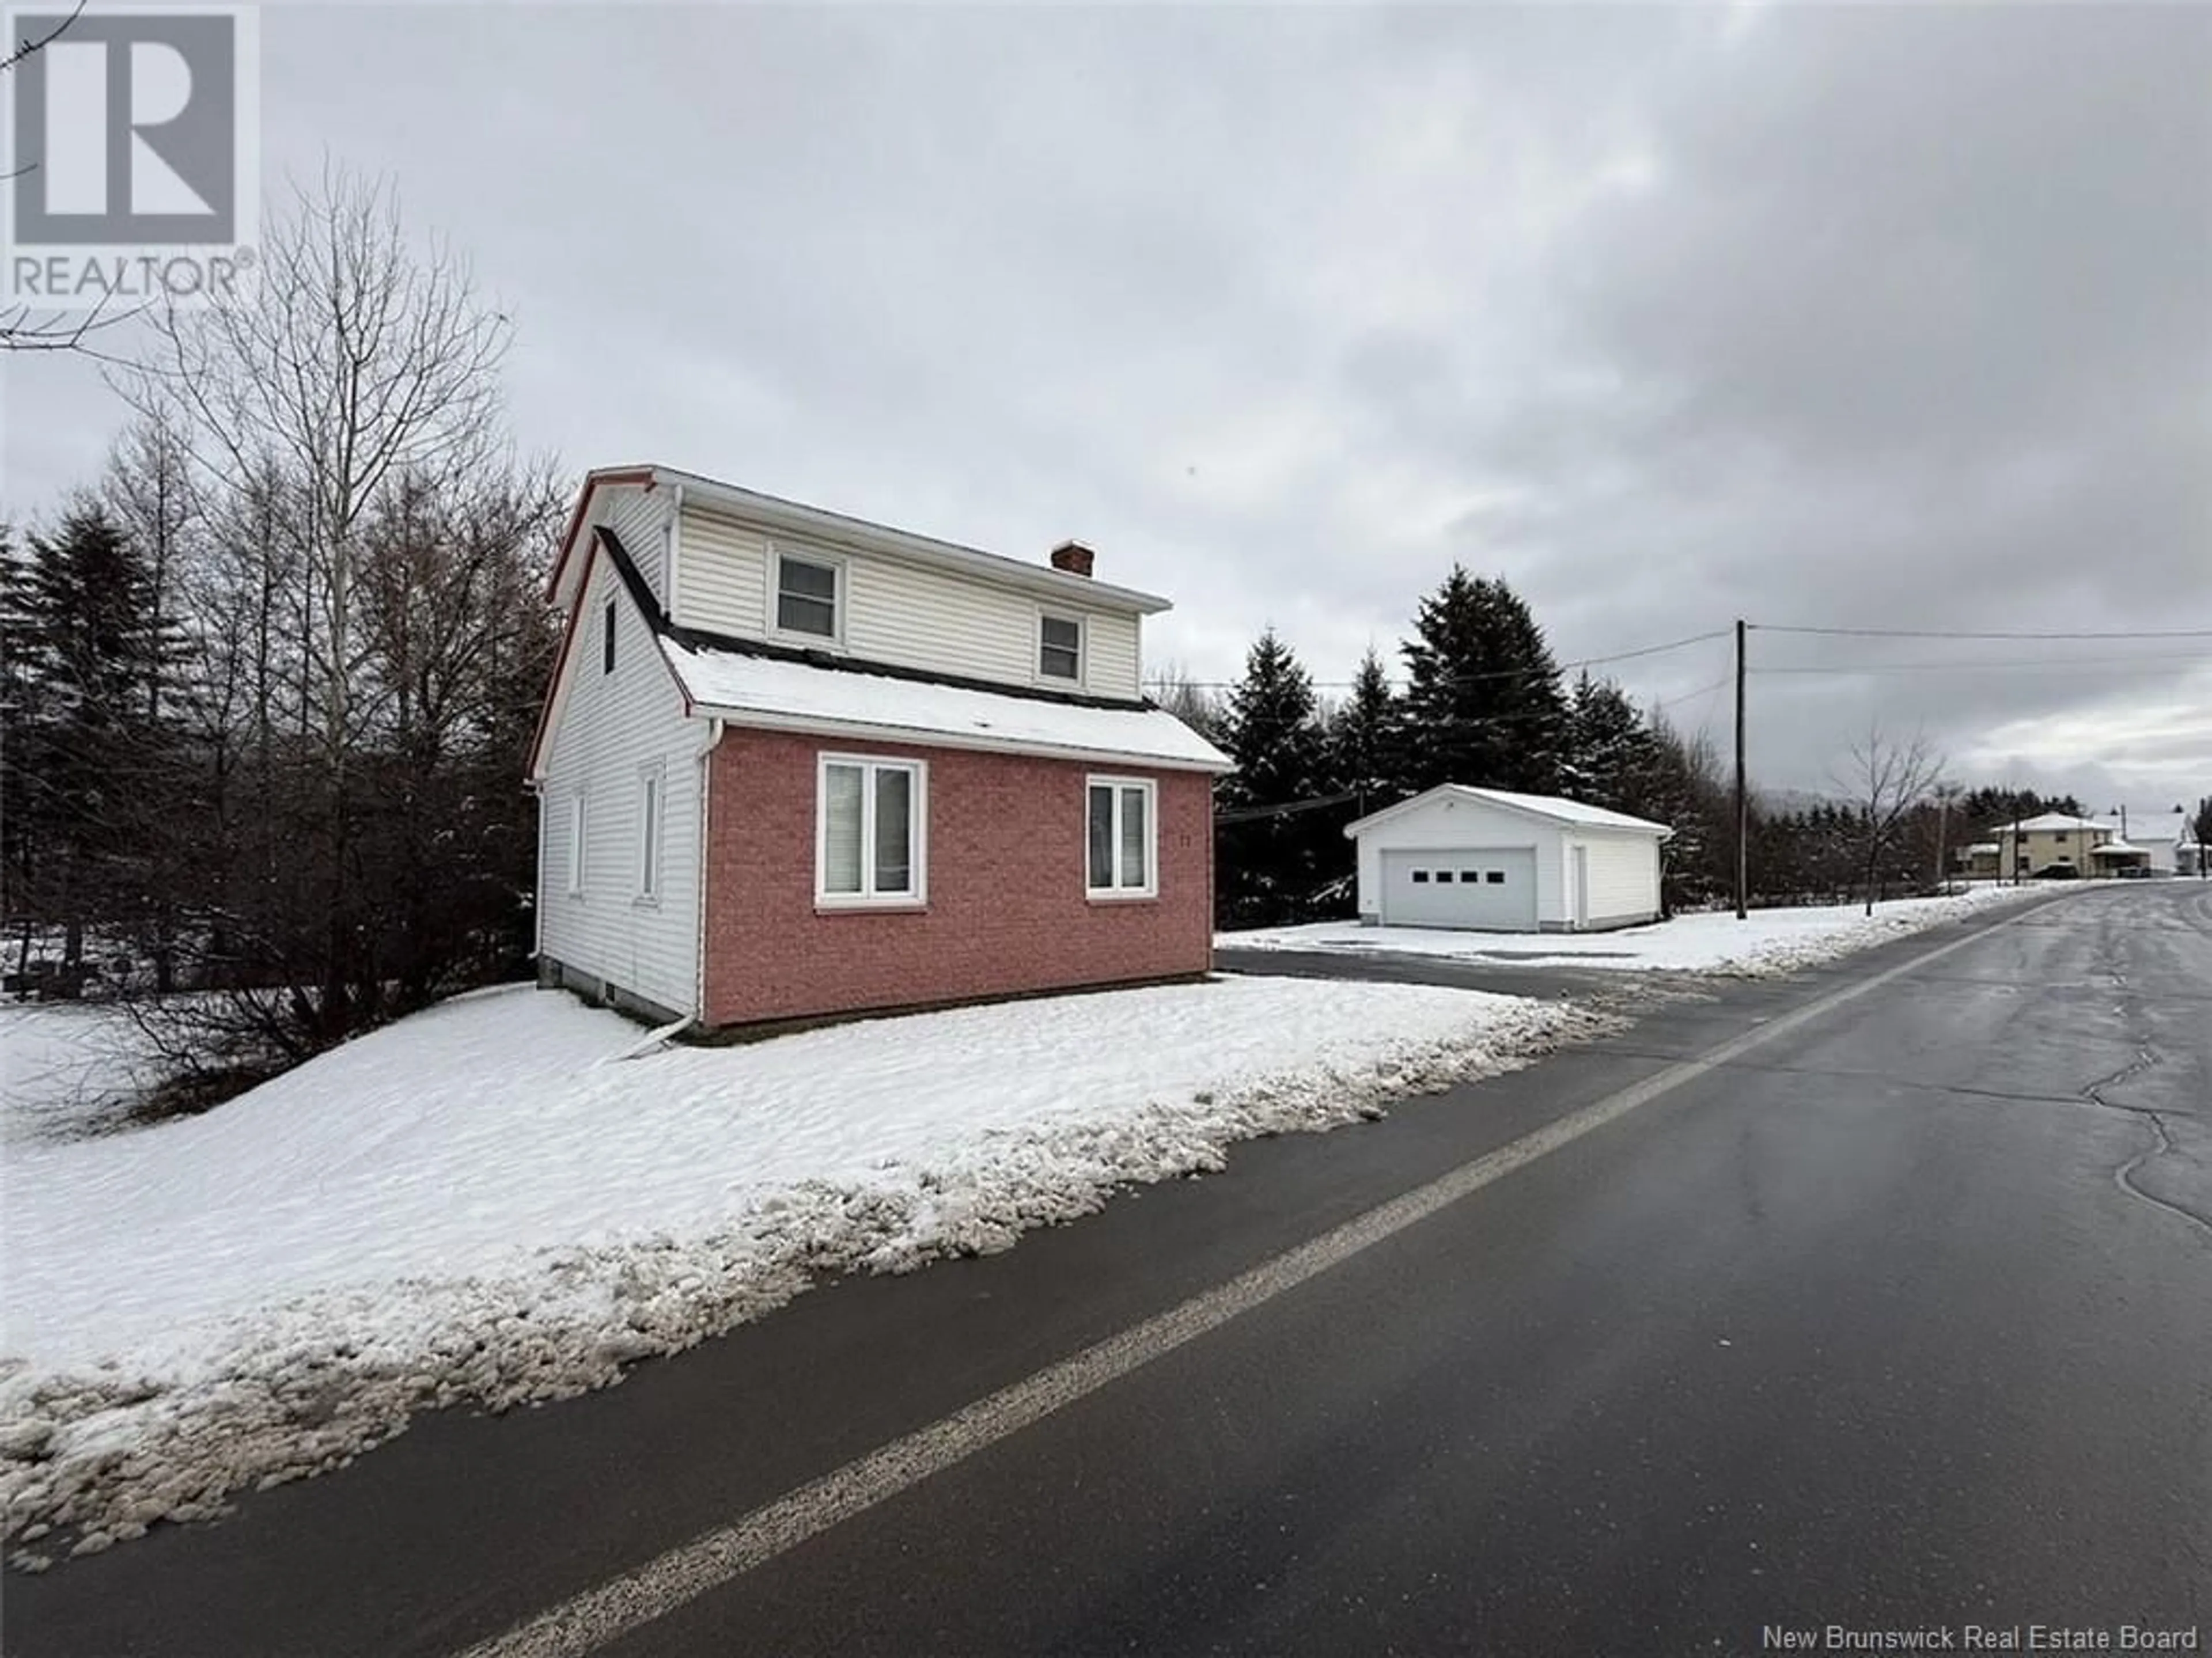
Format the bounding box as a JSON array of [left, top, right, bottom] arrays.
[[10, 884, 2210, 1656]]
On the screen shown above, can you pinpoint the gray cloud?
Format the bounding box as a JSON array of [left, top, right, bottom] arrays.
[[3, 3, 2206, 813]]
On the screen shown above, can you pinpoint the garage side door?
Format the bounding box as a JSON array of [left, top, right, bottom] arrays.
[[1380, 848, 1539, 931]]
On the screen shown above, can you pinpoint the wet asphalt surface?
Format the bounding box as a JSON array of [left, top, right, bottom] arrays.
[[7, 883, 2209, 1657]]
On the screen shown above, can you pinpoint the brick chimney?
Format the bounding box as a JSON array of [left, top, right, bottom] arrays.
[[1049, 540, 1095, 578]]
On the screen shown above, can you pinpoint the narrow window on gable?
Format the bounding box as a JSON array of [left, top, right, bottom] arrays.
[[1040, 614, 1082, 681], [638, 768, 662, 900], [777, 555, 839, 639], [603, 601, 616, 674]]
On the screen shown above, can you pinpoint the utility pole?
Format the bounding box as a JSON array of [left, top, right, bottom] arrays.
[[1734, 618, 1748, 920], [1934, 783, 1956, 896]]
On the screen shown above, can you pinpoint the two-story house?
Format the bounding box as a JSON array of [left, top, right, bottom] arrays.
[[1986, 812, 2145, 878], [527, 464, 1232, 1032]]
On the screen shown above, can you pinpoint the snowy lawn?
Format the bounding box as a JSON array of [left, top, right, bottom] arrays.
[[0, 1001, 171, 1146], [1, 974, 1605, 1561], [1219, 883, 2057, 977]]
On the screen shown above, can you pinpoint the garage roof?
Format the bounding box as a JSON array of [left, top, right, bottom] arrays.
[[1344, 784, 1672, 839]]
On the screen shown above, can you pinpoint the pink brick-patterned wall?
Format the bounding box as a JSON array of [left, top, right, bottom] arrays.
[[702, 729, 1215, 1028]]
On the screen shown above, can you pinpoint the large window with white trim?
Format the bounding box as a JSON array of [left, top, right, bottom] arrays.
[[1086, 776, 1156, 898], [818, 755, 926, 904]]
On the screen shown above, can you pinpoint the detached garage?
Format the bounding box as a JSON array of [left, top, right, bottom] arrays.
[[1346, 786, 1672, 934]]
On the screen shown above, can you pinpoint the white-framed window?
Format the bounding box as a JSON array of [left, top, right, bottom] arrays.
[[566, 794, 586, 896], [637, 764, 664, 901], [774, 550, 843, 642], [1039, 612, 1084, 682], [817, 754, 926, 905], [1086, 776, 1157, 898]]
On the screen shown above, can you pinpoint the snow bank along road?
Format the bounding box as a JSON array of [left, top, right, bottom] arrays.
[[1218, 881, 2050, 976], [1, 976, 1607, 1565]]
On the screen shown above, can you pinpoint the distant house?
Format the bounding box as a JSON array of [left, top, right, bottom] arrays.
[[2179, 840, 2209, 878], [1956, 841, 2002, 880], [1344, 786, 1672, 933], [1985, 813, 2148, 878], [527, 465, 1232, 1031]]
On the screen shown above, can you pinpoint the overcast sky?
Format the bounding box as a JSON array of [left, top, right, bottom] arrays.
[[4, 2, 2207, 824]]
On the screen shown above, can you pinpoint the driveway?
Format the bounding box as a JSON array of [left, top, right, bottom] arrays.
[[1213, 943, 1637, 1001]]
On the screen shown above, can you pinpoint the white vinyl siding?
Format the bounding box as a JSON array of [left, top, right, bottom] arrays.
[[536, 551, 702, 1016], [817, 754, 926, 906], [565, 795, 585, 895], [1087, 776, 1156, 898], [1574, 833, 1660, 927], [672, 503, 1146, 701], [1086, 613, 1140, 699], [675, 506, 771, 635], [605, 485, 671, 608]]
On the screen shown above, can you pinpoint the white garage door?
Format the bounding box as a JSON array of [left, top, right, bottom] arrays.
[[1380, 848, 1539, 931]]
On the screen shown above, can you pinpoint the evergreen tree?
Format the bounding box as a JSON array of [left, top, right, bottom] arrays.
[[1623, 706, 1732, 913], [1324, 646, 1402, 814], [1399, 567, 1569, 796], [1217, 628, 1332, 927], [9, 506, 171, 966], [1565, 672, 1651, 812]]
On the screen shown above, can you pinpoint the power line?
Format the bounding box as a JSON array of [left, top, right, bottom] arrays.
[[1753, 623, 2212, 642], [1652, 676, 1732, 710], [1751, 653, 2212, 675], [1215, 790, 1364, 825], [1156, 628, 1730, 690]]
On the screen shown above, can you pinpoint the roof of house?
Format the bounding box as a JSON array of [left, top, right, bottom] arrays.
[[2089, 839, 2147, 856], [529, 522, 1225, 781], [1343, 784, 1672, 840], [1963, 841, 2001, 855], [548, 463, 1173, 616], [665, 639, 1233, 772], [1997, 813, 2116, 833]]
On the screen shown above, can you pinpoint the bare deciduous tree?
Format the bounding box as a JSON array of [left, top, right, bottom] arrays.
[[1834, 724, 1946, 916], [116, 165, 519, 1035]]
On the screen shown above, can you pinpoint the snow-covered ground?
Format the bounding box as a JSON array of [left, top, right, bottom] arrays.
[[1, 976, 1605, 1560], [0, 1001, 170, 1146], [1219, 883, 2055, 977]]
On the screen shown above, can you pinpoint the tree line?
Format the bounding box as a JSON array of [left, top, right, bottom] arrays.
[[1156, 576, 2099, 930], [1, 172, 560, 1108]]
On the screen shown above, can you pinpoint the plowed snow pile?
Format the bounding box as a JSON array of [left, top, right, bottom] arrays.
[[1, 976, 1606, 1563]]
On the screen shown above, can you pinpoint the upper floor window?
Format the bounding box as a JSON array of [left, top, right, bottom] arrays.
[[777, 553, 840, 640], [1040, 614, 1082, 681], [819, 754, 926, 905], [602, 601, 616, 673]]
